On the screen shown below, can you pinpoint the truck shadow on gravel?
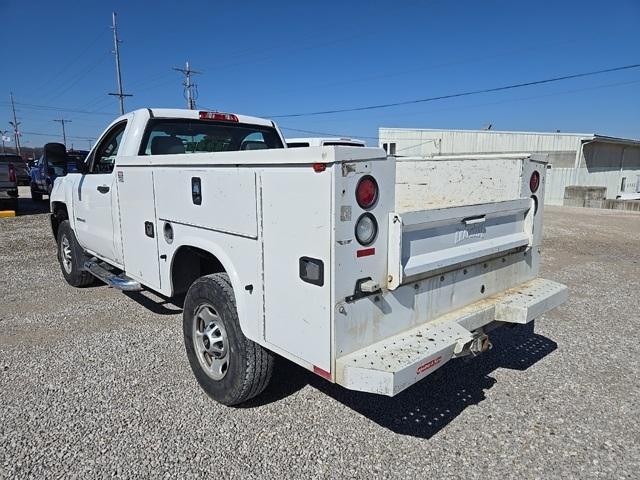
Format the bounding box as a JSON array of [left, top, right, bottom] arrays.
[[123, 291, 185, 315], [252, 322, 557, 439], [15, 197, 50, 216]]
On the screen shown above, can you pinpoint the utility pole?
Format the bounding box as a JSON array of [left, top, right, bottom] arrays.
[[54, 118, 71, 146], [108, 11, 132, 115], [0, 129, 7, 153], [173, 61, 201, 110], [9, 92, 21, 155]]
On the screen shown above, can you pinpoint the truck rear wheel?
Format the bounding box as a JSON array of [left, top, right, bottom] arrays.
[[183, 273, 274, 406], [56, 220, 94, 287]]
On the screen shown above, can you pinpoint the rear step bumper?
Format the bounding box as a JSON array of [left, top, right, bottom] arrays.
[[84, 261, 142, 291], [335, 278, 567, 396]]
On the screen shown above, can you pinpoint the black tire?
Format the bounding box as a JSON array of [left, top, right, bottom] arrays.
[[183, 273, 274, 406], [56, 220, 94, 287], [30, 185, 43, 202]]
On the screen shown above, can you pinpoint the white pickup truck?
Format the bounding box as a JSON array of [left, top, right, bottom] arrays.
[[50, 109, 567, 405]]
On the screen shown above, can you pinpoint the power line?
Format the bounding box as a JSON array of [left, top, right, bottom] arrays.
[[206, 30, 374, 73], [45, 52, 111, 104], [173, 61, 201, 110], [109, 11, 132, 115], [269, 62, 640, 118], [279, 76, 640, 142], [279, 126, 377, 140], [366, 77, 640, 122], [22, 131, 96, 141], [33, 29, 109, 98], [253, 38, 581, 99], [0, 101, 115, 116]]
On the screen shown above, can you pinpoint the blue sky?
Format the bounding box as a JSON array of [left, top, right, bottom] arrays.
[[0, 0, 639, 150]]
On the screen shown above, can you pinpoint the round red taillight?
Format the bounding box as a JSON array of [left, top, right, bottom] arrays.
[[356, 175, 378, 209], [530, 171, 540, 193]]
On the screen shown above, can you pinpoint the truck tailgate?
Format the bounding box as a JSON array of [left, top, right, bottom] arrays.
[[387, 198, 532, 290]]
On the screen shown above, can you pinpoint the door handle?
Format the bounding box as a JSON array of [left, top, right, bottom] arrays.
[[462, 215, 486, 225], [97, 185, 110, 194]]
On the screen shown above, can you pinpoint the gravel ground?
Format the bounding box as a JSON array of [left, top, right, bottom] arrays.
[[1, 194, 639, 479]]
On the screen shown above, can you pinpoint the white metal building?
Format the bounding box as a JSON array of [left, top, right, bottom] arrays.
[[379, 127, 640, 204]]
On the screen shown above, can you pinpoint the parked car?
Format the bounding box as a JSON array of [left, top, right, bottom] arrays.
[[50, 108, 566, 406], [286, 137, 366, 148], [0, 160, 19, 211], [0, 153, 30, 186], [30, 143, 81, 201]]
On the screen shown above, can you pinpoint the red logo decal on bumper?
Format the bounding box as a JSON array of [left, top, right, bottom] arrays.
[[416, 356, 442, 375]]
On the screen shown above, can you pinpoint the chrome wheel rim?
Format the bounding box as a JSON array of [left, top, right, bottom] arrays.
[[60, 235, 72, 274], [193, 304, 229, 381]]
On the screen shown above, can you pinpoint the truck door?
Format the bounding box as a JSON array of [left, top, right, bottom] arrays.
[[115, 165, 161, 291], [72, 121, 127, 262]]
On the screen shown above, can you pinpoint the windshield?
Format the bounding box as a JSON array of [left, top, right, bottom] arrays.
[[140, 119, 284, 155]]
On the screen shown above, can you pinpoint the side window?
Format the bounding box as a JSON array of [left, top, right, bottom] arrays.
[[389, 142, 396, 155], [240, 132, 267, 150], [90, 122, 127, 174]]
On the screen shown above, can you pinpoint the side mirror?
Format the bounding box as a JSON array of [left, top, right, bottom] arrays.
[[76, 158, 89, 174]]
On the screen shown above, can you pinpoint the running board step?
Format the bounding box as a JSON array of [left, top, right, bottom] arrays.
[[337, 322, 474, 397], [493, 278, 567, 324], [84, 261, 142, 291]]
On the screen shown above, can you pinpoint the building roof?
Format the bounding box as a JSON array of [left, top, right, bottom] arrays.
[[590, 134, 640, 146], [380, 127, 640, 145], [380, 126, 595, 137]]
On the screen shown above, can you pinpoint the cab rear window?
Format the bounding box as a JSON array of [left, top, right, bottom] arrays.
[[139, 119, 284, 155]]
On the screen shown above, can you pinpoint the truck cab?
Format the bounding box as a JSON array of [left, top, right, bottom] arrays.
[[50, 108, 567, 406]]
